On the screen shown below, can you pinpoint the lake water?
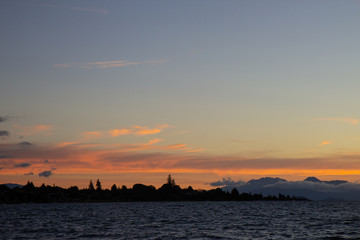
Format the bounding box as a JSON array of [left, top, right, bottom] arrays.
[[1, 201, 359, 239]]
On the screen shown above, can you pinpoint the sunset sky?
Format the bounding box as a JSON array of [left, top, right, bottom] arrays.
[[1, 0, 360, 189]]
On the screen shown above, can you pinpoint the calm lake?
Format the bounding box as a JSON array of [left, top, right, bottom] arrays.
[[1, 201, 359, 239]]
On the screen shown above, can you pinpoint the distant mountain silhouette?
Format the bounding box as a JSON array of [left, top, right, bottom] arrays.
[[304, 177, 322, 182], [247, 177, 287, 187], [305, 176, 348, 185], [221, 177, 358, 201], [4, 183, 24, 189], [324, 180, 348, 185]]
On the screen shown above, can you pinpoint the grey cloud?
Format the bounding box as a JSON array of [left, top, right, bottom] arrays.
[[24, 172, 34, 176], [14, 163, 31, 168], [44, 159, 49, 163], [39, 170, 52, 178], [208, 177, 246, 187], [19, 141, 32, 148], [0, 130, 9, 139], [0, 155, 12, 159], [0, 116, 9, 122]]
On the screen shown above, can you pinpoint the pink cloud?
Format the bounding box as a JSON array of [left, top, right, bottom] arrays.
[[187, 148, 205, 153], [13, 124, 53, 136], [2, 141, 360, 178], [315, 117, 359, 126], [53, 59, 167, 69], [82, 131, 102, 140], [109, 125, 170, 137]]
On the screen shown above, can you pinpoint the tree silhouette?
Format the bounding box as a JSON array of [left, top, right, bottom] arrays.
[[96, 179, 102, 191], [23, 181, 35, 190], [231, 188, 239, 200], [88, 180, 94, 190], [167, 174, 175, 186], [0, 175, 308, 203]]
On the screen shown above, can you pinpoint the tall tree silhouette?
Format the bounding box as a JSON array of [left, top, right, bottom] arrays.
[[96, 179, 102, 191], [88, 180, 94, 190], [167, 174, 175, 186]]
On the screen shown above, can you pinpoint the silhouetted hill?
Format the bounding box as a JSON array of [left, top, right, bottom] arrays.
[[324, 180, 348, 185], [4, 183, 23, 189], [304, 177, 321, 182], [221, 177, 358, 201], [0, 175, 307, 204], [248, 177, 287, 187], [304, 177, 347, 185]]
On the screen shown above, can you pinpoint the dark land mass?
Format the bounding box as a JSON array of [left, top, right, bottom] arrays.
[[0, 175, 308, 204]]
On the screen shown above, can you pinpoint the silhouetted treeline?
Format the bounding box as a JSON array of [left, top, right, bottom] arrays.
[[0, 175, 307, 204]]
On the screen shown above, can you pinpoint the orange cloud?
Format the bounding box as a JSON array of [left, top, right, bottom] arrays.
[[165, 144, 188, 150], [109, 125, 169, 137], [53, 59, 167, 69], [57, 141, 79, 147], [145, 138, 163, 145], [2, 141, 360, 185], [14, 124, 53, 136], [82, 131, 102, 139], [133, 126, 161, 135], [109, 129, 132, 136], [187, 148, 205, 153], [156, 124, 173, 129], [319, 141, 332, 146], [111, 140, 189, 153], [315, 118, 359, 126]]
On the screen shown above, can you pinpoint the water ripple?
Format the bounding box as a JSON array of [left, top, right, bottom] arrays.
[[1, 201, 360, 239]]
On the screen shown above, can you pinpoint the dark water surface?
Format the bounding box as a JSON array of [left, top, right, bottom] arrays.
[[1, 201, 360, 239]]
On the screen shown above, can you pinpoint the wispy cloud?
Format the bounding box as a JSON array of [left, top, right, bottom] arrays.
[[13, 124, 52, 136], [315, 117, 359, 126], [112, 139, 189, 152], [133, 126, 162, 135], [39, 170, 53, 178], [19, 141, 32, 148], [109, 125, 169, 137], [186, 148, 205, 153], [56, 141, 80, 148], [14, 163, 31, 168], [2, 142, 360, 177], [165, 144, 188, 150], [82, 131, 102, 140], [0, 130, 10, 139], [53, 59, 167, 69], [145, 138, 163, 145], [319, 141, 332, 146], [43, 4, 108, 14], [0, 116, 9, 122]]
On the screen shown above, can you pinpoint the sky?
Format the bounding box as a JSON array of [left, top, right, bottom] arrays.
[[1, 0, 360, 189]]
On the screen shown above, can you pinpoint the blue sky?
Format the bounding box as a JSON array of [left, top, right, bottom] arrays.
[[1, 0, 360, 188]]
